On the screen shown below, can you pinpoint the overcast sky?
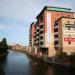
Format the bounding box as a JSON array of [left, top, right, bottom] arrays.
[[0, 0, 75, 46]]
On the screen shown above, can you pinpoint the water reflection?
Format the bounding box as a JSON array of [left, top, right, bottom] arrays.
[[30, 60, 70, 75], [0, 65, 5, 75], [0, 51, 30, 75], [0, 50, 75, 75]]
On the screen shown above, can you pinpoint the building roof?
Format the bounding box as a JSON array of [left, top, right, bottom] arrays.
[[46, 6, 71, 12], [55, 17, 75, 23], [36, 6, 74, 18]]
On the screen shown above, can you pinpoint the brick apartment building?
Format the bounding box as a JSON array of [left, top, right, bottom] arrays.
[[29, 22, 35, 53], [55, 17, 75, 55], [29, 6, 75, 57]]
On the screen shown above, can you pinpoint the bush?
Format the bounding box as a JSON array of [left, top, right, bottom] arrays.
[[56, 52, 68, 63], [0, 38, 8, 53]]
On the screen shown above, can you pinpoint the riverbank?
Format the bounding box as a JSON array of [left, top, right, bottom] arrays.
[[0, 65, 5, 75], [0, 51, 9, 61], [25, 51, 70, 68]]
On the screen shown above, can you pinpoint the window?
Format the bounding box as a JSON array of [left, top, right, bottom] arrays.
[[68, 26, 70, 30], [55, 41, 58, 45], [68, 41, 71, 44], [55, 35, 58, 38], [67, 21, 70, 24], [54, 28, 58, 32], [68, 15, 70, 17]]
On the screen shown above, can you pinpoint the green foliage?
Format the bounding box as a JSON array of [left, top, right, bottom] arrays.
[[0, 38, 8, 53], [69, 52, 75, 67], [56, 52, 68, 63], [56, 52, 67, 57], [69, 52, 75, 62]]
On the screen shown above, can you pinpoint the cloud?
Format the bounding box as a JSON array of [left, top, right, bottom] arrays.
[[0, 24, 25, 32], [0, 24, 11, 30]]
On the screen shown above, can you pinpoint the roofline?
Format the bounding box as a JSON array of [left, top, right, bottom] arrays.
[[47, 10, 75, 13], [55, 17, 75, 23], [46, 6, 71, 10], [31, 22, 36, 25], [36, 6, 74, 19], [30, 22, 36, 27], [36, 6, 46, 19]]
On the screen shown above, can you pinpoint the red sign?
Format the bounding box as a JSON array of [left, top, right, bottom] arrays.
[[64, 38, 75, 42]]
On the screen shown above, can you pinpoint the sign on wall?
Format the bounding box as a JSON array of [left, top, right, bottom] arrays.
[[47, 13, 52, 43], [64, 30, 75, 34], [64, 38, 75, 42], [64, 24, 75, 34], [64, 23, 75, 42]]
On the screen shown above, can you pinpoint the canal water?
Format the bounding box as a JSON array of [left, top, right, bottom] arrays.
[[0, 50, 74, 75]]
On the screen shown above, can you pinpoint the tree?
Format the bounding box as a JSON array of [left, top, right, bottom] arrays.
[[56, 52, 68, 63], [0, 38, 8, 53]]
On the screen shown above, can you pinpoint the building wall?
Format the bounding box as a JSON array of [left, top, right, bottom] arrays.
[[54, 19, 63, 54], [30, 6, 75, 57], [62, 18, 75, 55], [44, 11, 74, 56], [29, 23, 35, 46], [54, 18, 75, 55]]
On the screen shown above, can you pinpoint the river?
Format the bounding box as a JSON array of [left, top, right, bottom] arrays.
[[0, 50, 74, 75]]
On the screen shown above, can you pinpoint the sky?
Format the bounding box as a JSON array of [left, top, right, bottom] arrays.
[[0, 0, 75, 46]]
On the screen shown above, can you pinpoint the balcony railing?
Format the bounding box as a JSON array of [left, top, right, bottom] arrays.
[[54, 26, 58, 29], [36, 32, 39, 35], [54, 44, 59, 48], [40, 34, 43, 37], [40, 28, 43, 32], [36, 36, 39, 40], [40, 23, 44, 26], [36, 26, 39, 31], [54, 32, 58, 35], [54, 38, 59, 41], [36, 41, 39, 43], [39, 39, 43, 43], [39, 44, 43, 47]]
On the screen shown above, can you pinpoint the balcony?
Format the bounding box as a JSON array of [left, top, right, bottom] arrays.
[[40, 28, 43, 32], [54, 26, 58, 29], [29, 36, 32, 40], [54, 28, 58, 32], [39, 29, 43, 34], [36, 26, 39, 31], [36, 32, 39, 36], [40, 23, 43, 28], [40, 36, 43, 39], [39, 42, 43, 47], [54, 44, 59, 48], [40, 23, 44, 26], [36, 36, 39, 40], [34, 39, 36, 41], [54, 38, 59, 41], [39, 39, 43, 43], [54, 32, 58, 35], [39, 44, 43, 47], [54, 41, 59, 45], [29, 34, 32, 37], [40, 34, 43, 37], [36, 41, 39, 44]]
